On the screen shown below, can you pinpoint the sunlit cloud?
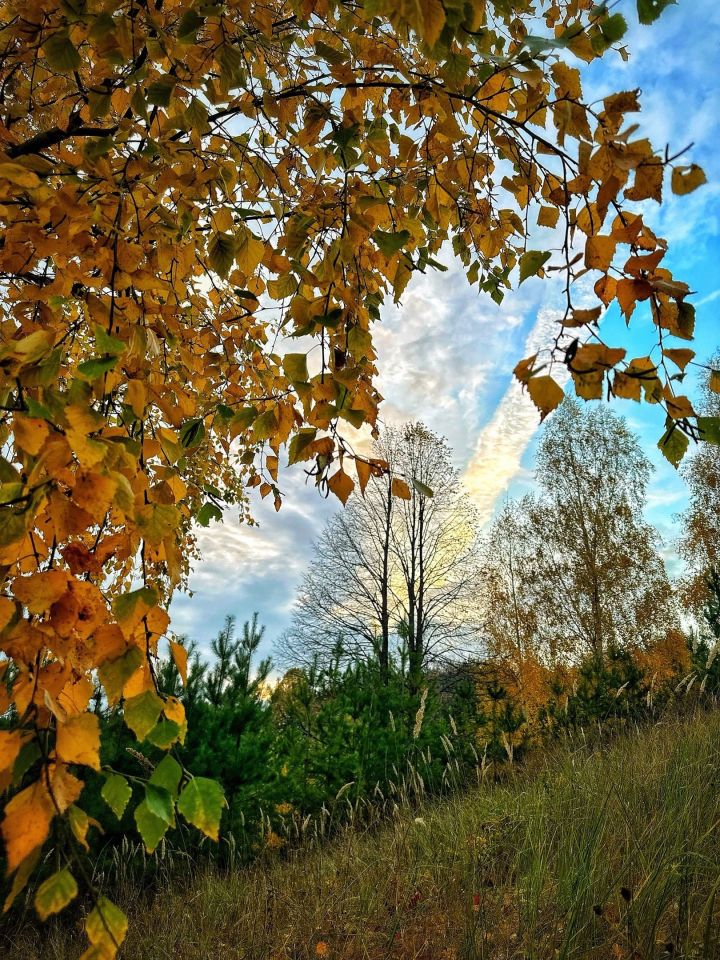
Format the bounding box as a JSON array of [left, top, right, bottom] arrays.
[[172, 1, 720, 654]]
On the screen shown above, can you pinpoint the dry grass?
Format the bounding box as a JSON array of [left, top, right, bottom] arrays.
[[4, 710, 720, 960]]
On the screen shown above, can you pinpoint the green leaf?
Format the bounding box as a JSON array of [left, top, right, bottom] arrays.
[[177, 778, 225, 840], [77, 356, 118, 380], [337, 406, 365, 429], [600, 12, 627, 43], [637, 0, 675, 25], [372, 229, 411, 257], [288, 428, 317, 465], [314, 40, 349, 65], [12, 740, 40, 786], [94, 324, 125, 355], [34, 867, 78, 921], [208, 232, 236, 277], [113, 587, 157, 622], [186, 96, 210, 134], [230, 406, 258, 431], [44, 30, 82, 72], [101, 773, 132, 821], [196, 501, 223, 526], [134, 800, 169, 853], [124, 690, 164, 741], [283, 353, 308, 383], [251, 409, 278, 442], [98, 646, 143, 703], [149, 756, 183, 797], [24, 398, 53, 420], [85, 898, 128, 951], [697, 417, 720, 446], [146, 719, 183, 749], [146, 76, 177, 106], [657, 424, 688, 468], [518, 250, 552, 284], [348, 326, 373, 359], [177, 8, 205, 41], [523, 34, 571, 53], [179, 417, 205, 449], [412, 479, 434, 498], [144, 784, 174, 825], [215, 403, 234, 421], [315, 307, 344, 329]]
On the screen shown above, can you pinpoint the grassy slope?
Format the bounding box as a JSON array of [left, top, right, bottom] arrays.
[[6, 710, 720, 960]]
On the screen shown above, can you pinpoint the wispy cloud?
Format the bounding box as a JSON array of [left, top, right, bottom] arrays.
[[173, 2, 719, 653], [462, 296, 567, 523]]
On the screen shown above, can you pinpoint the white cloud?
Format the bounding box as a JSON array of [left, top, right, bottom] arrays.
[[172, 1, 720, 651]]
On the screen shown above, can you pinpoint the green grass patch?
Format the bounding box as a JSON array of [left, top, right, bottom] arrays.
[[4, 710, 720, 959]]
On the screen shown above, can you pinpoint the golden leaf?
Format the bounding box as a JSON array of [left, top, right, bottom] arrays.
[[355, 458, 371, 496], [170, 640, 189, 685], [584, 236, 616, 272], [1, 779, 54, 872], [671, 164, 707, 196], [56, 713, 101, 770], [328, 468, 355, 505], [662, 348, 695, 371], [391, 478, 412, 500], [527, 376, 565, 421]]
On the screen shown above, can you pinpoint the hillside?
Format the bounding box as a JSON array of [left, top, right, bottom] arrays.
[[6, 709, 720, 960]]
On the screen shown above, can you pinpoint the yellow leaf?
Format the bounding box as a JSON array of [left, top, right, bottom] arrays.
[[68, 804, 101, 851], [391, 477, 412, 500], [527, 376, 565, 421], [13, 569, 70, 614], [564, 306, 602, 328], [328, 468, 354, 504], [625, 160, 663, 202], [662, 348, 695, 372], [84, 897, 128, 958], [236, 229, 265, 276], [355, 458, 371, 496], [56, 713, 101, 770], [613, 371, 641, 402], [0, 730, 30, 774], [584, 236, 616, 272], [537, 206, 560, 228], [0, 596, 16, 631], [671, 164, 707, 196], [49, 763, 84, 813], [1, 779, 54, 872], [0, 161, 41, 189], [662, 389, 694, 420], [34, 867, 78, 921], [13, 415, 49, 457], [126, 380, 147, 417], [3, 847, 41, 913], [513, 355, 537, 386], [416, 0, 445, 47], [170, 640, 188, 685]]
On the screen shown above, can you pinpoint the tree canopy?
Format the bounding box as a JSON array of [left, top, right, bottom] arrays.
[[0, 0, 715, 951]]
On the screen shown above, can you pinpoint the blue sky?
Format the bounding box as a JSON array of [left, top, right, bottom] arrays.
[[171, 1, 720, 660]]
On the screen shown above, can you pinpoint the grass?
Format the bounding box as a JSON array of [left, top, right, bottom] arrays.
[[4, 709, 720, 960]]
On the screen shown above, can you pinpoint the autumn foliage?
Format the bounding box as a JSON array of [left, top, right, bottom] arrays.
[[0, 0, 715, 951]]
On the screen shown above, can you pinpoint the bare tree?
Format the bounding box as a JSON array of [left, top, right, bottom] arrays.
[[279, 472, 397, 677], [278, 423, 481, 684]]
